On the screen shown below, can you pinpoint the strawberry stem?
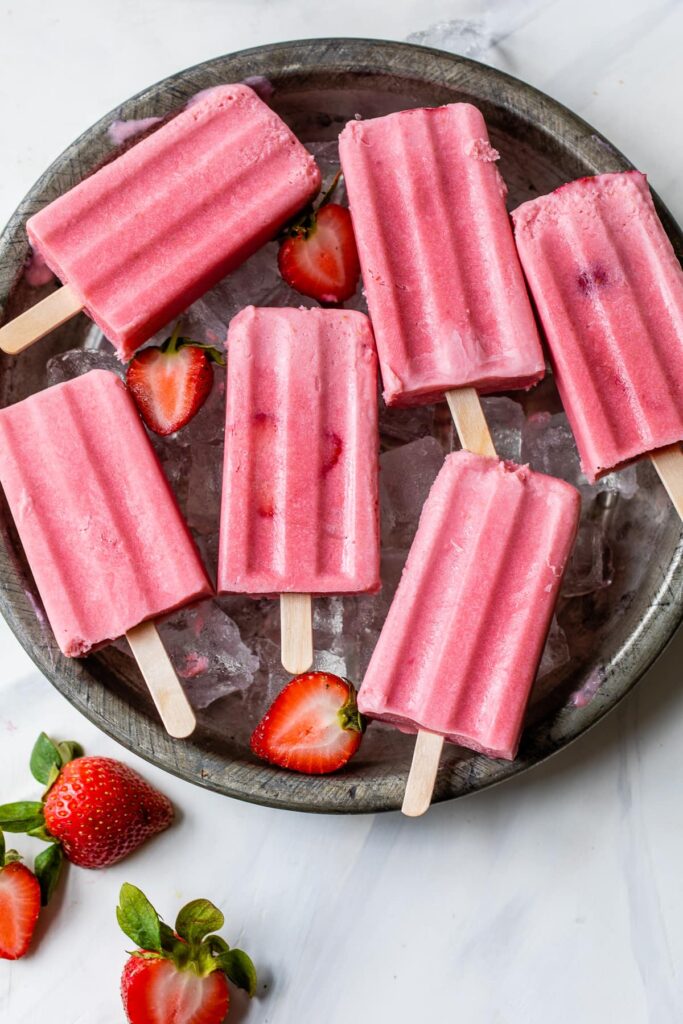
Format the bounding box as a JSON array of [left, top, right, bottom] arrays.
[[337, 681, 366, 734], [279, 168, 344, 241], [165, 321, 184, 357], [318, 169, 342, 209]]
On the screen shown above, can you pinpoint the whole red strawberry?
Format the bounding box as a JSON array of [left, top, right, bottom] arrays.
[[0, 734, 173, 872], [251, 672, 365, 774], [118, 883, 256, 1024], [44, 757, 173, 868], [0, 831, 41, 960], [278, 171, 360, 304], [127, 322, 225, 436]]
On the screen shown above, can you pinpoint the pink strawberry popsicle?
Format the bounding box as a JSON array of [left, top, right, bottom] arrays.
[[339, 103, 545, 407], [0, 370, 212, 657], [0, 369, 213, 737], [512, 171, 683, 483], [358, 451, 580, 761], [10, 85, 321, 360], [218, 306, 380, 596]]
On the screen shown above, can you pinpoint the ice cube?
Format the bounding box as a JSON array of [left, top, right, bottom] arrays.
[[182, 239, 323, 348], [308, 139, 343, 172], [158, 600, 259, 709], [313, 597, 346, 655], [528, 615, 571, 705], [185, 369, 226, 446], [379, 401, 436, 449], [561, 518, 612, 598], [314, 649, 348, 676], [594, 465, 638, 500], [537, 616, 570, 681], [150, 433, 191, 515], [237, 637, 288, 721], [343, 549, 406, 680], [522, 411, 582, 484], [46, 348, 124, 387], [186, 441, 223, 535], [522, 409, 639, 501], [481, 396, 525, 463], [380, 436, 444, 548]]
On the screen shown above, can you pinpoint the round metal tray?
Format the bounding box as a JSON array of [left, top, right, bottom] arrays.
[[0, 38, 681, 813]]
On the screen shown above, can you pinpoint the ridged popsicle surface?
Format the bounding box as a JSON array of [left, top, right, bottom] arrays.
[[338, 103, 544, 406], [218, 306, 380, 595], [513, 171, 683, 481], [358, 451, 580, 760], [27, 85, 321, 359], [0, 370, 212, 656]]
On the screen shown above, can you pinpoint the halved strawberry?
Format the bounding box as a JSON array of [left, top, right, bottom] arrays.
[[278, 172, 360, 304], [251, 672, 365, 774], [122, 957, 229, 1024], [127, 323, 225, 436], [0, 831, 41, 960], [118, 883, 256, 1024]]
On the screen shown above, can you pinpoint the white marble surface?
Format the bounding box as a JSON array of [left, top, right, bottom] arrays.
[[2, 1, 683, 1021]]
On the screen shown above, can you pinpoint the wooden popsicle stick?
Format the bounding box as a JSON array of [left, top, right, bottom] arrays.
[[402, 732, 445, 816], [0, 284, 83, 355], [446, 387, 497, 457], [402, 386, 495, 818], [650, 444, 683, 521], [126, 620, 196, 739], [280, 593, 313, 675]]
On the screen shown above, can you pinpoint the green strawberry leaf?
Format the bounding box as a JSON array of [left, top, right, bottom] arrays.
[[30, 733, 62, 785], [196, 934, 230, 976], [43, 764, 61, 793], [204, 935, 230, 956], [159, 921, 178, 953], [27, 824, 57, 843], [217, 948, 258, 996], [0, 827, 4, 863], [57, 741, 84, 766], [175, 898, 225, 945], [117, 884, 162, 953], [34, 842, 64, 906], [0, 801, 45, 833]]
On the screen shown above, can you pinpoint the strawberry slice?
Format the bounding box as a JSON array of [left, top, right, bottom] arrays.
[[278, 172, 360, 304], [127, 323, 225, 436], [117, 883, 256, 1024], [122, 957, 229, 1024], [0, 832, 41, 960], [251, 672, 365, 774]]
